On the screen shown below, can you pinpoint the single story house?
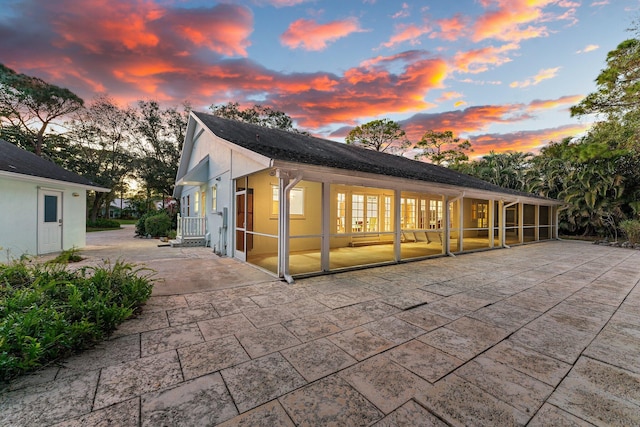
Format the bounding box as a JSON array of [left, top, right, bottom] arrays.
[[173, 111, 562, 282], [0, 139, 109, 263]]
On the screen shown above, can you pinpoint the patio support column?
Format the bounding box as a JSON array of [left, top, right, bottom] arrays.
[[321, 182, 330, 272], [518, 202, 524, 244], [394, 189, 402, 262], [458, 196, 464, 252], [277, 169, 302, 283], [535, 205, 540, 241], [446, 193, 464, 256], [443, 195, 450, 255], [488, 199, 494, 248], [502, 199, 519, 248], [498, 200, 504, 247]]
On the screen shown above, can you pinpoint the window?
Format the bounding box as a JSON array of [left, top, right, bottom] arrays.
[[337, 192, 346, 233], [429, 200, 442, 229], [419, 199, 427, 229], [44, 195, 57, 222], [211, 185, 217, 211], [383, 196, 392, 232], [472, 201, 488, 228], [401, 197, 416, 229], [182, 196, 185, 215], [271, 186, 305, 217], [186, 195, 190, 216], [194, 191, 200, 214], [366, 196, 379, 232], [201, 191, 206, 217], [352, 194, 364, 232]]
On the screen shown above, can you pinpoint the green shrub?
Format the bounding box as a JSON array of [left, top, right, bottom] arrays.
[[167, 229, 177, 239], [135, 211, 155, 236], [620, 219, 640, 244], [0, 259, 154, 381], [86, 218, 121, 229], [144, 213, 172, 237]]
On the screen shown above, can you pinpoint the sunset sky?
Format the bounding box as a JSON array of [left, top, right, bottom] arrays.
[[1, 0, 637, 157]]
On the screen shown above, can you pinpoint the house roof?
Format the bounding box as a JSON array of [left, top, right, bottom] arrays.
[[0, 139, 108, 190], [193, 111, 554, 202]]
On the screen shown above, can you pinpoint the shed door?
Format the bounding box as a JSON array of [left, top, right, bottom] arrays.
[[38, 189, 63, 254]]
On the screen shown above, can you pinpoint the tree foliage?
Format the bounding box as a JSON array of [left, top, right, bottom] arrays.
[[209, 101, 303, 132], [571, 38, 640, 119], [415, 130, 473, 165], [133, 100, 189, 204], [0, 64, 83, 156], [65, 96, 138, 222], [345, 118, 408, 154]]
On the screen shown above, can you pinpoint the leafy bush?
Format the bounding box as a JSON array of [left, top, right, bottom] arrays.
[[86, 218, 121, 229], [135, 211, 155, 236], [0, 259, 154, 381], [144, 213, 172, 237], [620, 219, 640, 244], [167, 229, 177, 239]]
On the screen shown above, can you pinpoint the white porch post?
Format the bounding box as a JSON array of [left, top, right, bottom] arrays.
[[535, 205, 540, 241], [518, 202, 524, 244], [321, 182, 331, 272], [394, 189, 402, 262], [277, 169, 302, 283], [498, 200, 504, 247], [278, 174, 290, 280], [488, 199, 494, 248], [443, 195, 451, 255]]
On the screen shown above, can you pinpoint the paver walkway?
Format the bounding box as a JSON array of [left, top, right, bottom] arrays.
[[1, 234, 640, 426]]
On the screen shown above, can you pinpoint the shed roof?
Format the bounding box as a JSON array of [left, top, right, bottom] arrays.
[[0, 139, 107, 190], [193, 111, 552, 201]]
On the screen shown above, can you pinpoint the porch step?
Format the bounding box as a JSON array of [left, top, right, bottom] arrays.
[[170, 237, 207, 248]]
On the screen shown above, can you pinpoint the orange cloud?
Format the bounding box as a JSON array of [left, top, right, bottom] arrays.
[[576, 44, 599, 54], [50, 1, 253, 57], [437, 91, 464, 102], [527, 95, 583, 111], [280, 18, 364, 51], [453, 42, 519, 74], [170, 6, 254, 56], [381, 23, 431, 48], [472, 0, 576, 44], [400, 104, 531, 142], [510, 67, 560, 88], [431, 14, 470, 41], [469, 124, 589, 156]]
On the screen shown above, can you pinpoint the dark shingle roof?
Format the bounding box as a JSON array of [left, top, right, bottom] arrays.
[[194, 111, 549, 200], [0, 139, 102, 188]]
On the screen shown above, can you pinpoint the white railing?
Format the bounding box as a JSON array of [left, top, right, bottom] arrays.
[[177, 214, 207, 239]]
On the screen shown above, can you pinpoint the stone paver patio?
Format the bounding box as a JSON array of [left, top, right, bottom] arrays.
[[2, 237, 640, 426]]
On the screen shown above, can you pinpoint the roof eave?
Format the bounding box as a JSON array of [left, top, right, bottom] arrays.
[[0, 170, 110, 192]]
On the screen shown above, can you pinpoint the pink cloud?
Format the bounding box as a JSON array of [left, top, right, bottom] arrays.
[[510, 67, 561, 88], [469, 124, 589, 156], [453, 43, 519, 74], [431, 14, 471, 41], [280, 18, 364, 51], [381, 23, 431, 48]]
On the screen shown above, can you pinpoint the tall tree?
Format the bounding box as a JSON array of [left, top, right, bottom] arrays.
[[0, 64, 83, 156], [570, 38, 640, 119], [65, 96, 138, 222], [345, 118, 408, 154], [133, 100, 189, 208], [415, 130, 472, 165]]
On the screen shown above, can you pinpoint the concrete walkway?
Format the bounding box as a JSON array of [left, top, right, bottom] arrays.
[[1, 228, 640, 426]]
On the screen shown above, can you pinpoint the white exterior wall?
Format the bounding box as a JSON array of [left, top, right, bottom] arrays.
[[62, 188, 87, 252], [0, 176, 89, 263], [179, 121, 270, 256], [0, 177, 38, 261]]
